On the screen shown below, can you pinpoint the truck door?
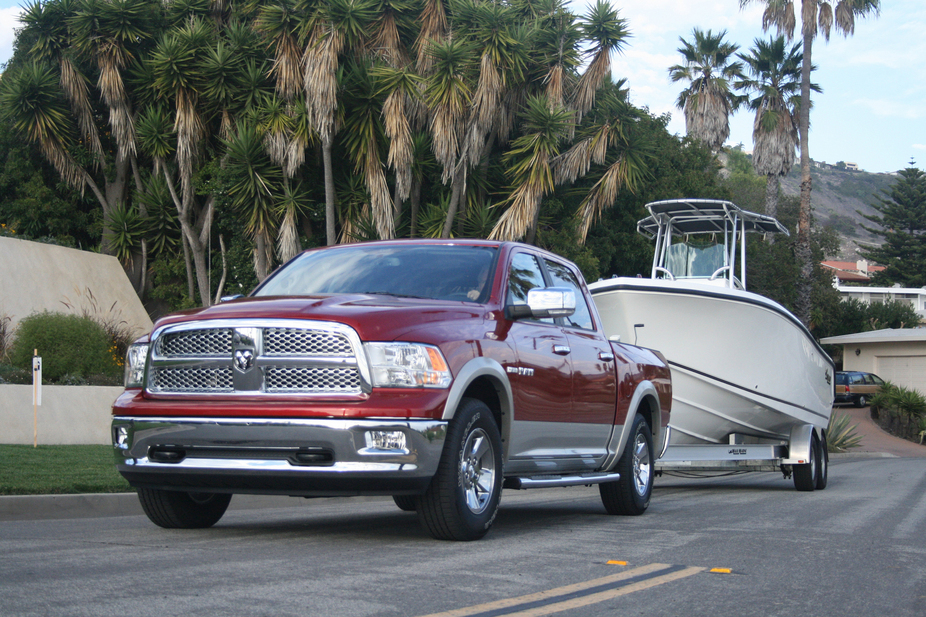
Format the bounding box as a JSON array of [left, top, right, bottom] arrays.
[[504, 251, 574, 462]]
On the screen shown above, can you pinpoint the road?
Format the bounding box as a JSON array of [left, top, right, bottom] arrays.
[[2, 456, 925, 617]]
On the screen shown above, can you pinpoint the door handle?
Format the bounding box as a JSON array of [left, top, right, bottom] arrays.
[[598, 352, 614, 362], [553, 345, 571, 355]]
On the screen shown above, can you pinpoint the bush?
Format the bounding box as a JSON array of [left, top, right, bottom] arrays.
[[827, 413, 862, 453], [869, 381, 926, 443], [8, 312, 123, 383]]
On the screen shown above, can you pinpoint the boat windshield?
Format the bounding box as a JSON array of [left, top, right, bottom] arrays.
[[664, 240, 725, 278]]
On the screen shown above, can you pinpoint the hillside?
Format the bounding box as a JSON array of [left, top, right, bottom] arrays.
[[779, 164, 898, 260]]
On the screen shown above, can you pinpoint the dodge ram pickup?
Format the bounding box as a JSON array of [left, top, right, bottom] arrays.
[[113, 239, 672, 540]]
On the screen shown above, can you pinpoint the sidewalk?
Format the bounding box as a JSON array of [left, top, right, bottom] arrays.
[[3, 408, 924, 522]]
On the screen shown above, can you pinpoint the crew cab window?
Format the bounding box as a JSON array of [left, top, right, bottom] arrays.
[[544, 259, 594, 330], [507, 252, 553, 324]]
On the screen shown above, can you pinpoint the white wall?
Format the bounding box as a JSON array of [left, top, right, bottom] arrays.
[[840, 341, 926, 393], [0, 385, 122, 445], [0, 236, 152, 336]]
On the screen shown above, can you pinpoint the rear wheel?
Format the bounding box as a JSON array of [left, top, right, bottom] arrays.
[[392, 495, 417, 512], [600, 414, 653, 515], [856, 395, 867, 408], [137, 488, 232, 528], [793, 432, 819, 492], [815, 432, 829, 490], [417, 398, 503, 541]]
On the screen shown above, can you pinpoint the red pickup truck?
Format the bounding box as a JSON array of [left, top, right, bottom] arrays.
[[113, 240, 671, 540]]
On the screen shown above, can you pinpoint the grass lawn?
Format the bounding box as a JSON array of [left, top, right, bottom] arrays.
[[0, 444, 132, 495]]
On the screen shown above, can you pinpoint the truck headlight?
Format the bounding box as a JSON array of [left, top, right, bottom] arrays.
[[364, 343, 452, 388], [124, 342, 149, 388]]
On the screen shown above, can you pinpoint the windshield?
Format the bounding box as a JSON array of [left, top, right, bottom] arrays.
[[254, 244, 498, 302], [664, 241, 725, 278]]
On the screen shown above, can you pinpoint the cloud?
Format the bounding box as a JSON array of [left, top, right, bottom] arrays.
[[0, 6, 23, 68], [853, 98, 924, 120], [913, 144, 926, 151]]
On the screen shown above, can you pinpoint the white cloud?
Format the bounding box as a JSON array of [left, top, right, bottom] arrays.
[[0, 6, 23, 68], [853, 98, 924, 120], [913, 144, 926, 151]]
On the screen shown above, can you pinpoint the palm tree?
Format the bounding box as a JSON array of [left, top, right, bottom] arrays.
[[736, 36, 819, 220], [668, 28, 746, 153], [489, 95, 571, 241], [739, 0, 881, 325], [572, 0, 630, 125]]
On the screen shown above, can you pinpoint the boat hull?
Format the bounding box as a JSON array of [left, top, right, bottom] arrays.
[[589, 278, 834, 446]]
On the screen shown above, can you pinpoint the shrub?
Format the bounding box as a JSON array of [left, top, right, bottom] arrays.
[[827, 413, 862, 453], [9, 312, 122, 383]]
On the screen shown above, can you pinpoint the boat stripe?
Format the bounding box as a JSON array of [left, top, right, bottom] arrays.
[[416, 563, 703, 617], [669, 360, 830, 421]]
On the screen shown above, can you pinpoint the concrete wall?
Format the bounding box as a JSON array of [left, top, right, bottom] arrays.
[[0, 236, 152, 337], [0, 385, 122, 445]]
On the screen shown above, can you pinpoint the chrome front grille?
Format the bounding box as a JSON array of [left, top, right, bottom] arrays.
[[264, 328, 353, 356], [147, 321, 366, 396], [158, 328, 233, 357], [152, 367, 234, 392], [265, 367, 361, 393]]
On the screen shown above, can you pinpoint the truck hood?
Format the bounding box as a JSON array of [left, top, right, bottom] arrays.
[[152, 295, 487, 341]]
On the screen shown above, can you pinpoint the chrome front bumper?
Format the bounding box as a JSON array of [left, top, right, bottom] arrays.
[[112, 416, 448, 496]]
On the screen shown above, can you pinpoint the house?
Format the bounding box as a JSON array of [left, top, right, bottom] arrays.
[[821, 259, 885, 284], [821, 328, 926, 392]]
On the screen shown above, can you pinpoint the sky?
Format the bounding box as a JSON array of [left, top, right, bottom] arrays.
[[0, 0, 923, 174]]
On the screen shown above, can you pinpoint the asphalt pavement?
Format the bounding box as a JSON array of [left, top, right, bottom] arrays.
[[2, 406, 924, 523]]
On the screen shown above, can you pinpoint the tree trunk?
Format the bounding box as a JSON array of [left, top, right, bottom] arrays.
[[323, 137, 336, 245], [441, 165, 466, 238], [794, 10, 815, 327], [409, 176, 422, 238], [765, 174, 779, 245]]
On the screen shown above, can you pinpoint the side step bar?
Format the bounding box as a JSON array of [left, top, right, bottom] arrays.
[[504, 472, 621, 490]]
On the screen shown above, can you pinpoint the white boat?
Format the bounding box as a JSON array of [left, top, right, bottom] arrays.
[[588, 199, 835, 491]]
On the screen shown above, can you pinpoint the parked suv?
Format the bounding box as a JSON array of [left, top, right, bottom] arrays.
[[834, 371, 885, 407]]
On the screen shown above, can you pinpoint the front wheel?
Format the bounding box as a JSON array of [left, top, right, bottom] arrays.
[[417, 398, 503, 541], [600, 414, 654, 515], [137, 488, 232, 528]]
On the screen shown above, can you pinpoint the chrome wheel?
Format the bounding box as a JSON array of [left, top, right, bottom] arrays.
[[631, 432, 652, 496], [460, 428, 497, 514]]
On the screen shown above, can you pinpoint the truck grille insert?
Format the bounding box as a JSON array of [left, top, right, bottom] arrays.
[[147, 322, 364, 396]]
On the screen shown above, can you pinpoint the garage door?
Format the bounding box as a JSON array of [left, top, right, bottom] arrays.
[[875, 356, 926, 391]]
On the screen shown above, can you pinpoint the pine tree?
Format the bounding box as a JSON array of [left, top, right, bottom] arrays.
[[860, 165, 926, 287]]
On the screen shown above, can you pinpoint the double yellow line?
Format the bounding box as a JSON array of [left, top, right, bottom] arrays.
[[419, 562, 706, 617]]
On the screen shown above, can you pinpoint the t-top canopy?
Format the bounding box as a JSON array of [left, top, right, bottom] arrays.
[[637, 199, 790, 238]]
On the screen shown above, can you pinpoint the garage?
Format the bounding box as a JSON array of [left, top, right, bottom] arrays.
[[820, 328, 926, 394]]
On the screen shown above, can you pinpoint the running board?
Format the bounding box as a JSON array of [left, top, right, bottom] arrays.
[[504, 472, 621, 490]]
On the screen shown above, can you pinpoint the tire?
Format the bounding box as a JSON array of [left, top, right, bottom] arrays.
[[793, 432, 819, 492], [599, 414, 654, 515], [417, 398, 503, 541], [137, 487, 232, 529], [815, 432, 829, 491], [392, 495, 417, 512], [856, 395, 867, 408]]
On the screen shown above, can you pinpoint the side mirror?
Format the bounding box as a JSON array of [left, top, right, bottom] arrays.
[[509, 287, 576, 320]]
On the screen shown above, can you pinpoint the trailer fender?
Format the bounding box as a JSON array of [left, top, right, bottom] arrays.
[[782, 424, 817, 465]]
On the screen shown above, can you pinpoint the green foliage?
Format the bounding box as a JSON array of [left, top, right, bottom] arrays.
[[0, 445, 132, 495], [104, 202, 147, 264], [9, 312, 123, 383], [870, 381, 926, 443], [826, 413, 862, 453], [859, 166, 926, 288]]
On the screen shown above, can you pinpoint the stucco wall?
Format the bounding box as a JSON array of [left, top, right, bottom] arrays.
[[0, 236, 152, 336], [840, 341, 926, 392], [0, 385, 122, 445]]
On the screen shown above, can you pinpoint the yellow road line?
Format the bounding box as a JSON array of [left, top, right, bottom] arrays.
[[417, 563, 705, 617]]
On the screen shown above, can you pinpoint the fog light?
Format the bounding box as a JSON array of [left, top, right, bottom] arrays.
[[364, 430, 408, 452], [114, 425, 130, 450]]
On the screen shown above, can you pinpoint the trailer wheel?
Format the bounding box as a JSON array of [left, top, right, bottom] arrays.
[[137, 488, 231, 528], [417, 398, 503, 541], [793, 432, 819, 492], [600, 414, 653, 515], [392, 495, 417, 512], [815, 432, 829, 490]]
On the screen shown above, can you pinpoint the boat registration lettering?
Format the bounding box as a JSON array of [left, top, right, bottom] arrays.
[[728, 448, 747, 456]]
